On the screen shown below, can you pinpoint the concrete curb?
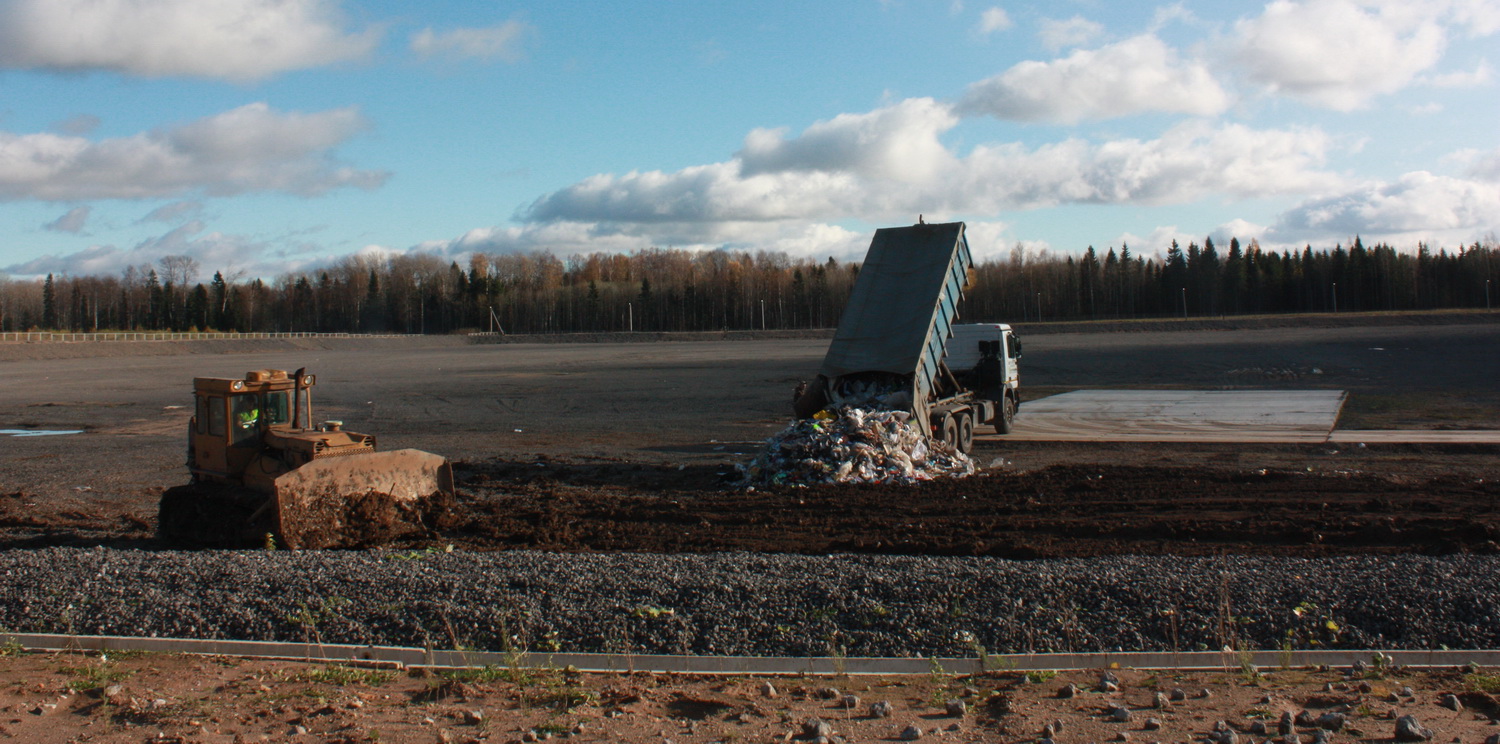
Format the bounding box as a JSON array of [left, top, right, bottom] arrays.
[[5, 633, 1496, 675]]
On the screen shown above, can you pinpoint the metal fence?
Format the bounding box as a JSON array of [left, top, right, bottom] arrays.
[[0, 331, 413, 343]]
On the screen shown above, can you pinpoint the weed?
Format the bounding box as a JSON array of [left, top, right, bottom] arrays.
[[302, 665, 395, 687], [285, 596, 350, 644], [1024, 670, 1057, 684], [629, 606, 675, 620], [386, 545, 454, 562], [0, 638, 22, 657], [61, 663, 131, 692], [442, 665, 528, 685], [1464, 671, 1500, 693]]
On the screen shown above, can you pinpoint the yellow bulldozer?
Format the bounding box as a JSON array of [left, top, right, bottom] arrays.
[[158, 368, 454, 549]]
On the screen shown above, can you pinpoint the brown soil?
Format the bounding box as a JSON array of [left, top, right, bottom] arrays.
[[437, 455, 1500, 558], [2, 650, 1497, 744]]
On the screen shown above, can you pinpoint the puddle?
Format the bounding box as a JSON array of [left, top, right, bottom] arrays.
[[1, 429, 84, 437]]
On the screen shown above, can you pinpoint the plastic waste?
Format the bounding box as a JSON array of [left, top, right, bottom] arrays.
[[739, 406, 976, 487]]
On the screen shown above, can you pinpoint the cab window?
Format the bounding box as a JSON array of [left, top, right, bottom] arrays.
[[205, 396, 226, 436], [230, 395, 260, 447], [264, 391, 290, 425]]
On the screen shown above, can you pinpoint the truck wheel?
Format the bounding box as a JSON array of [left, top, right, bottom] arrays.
[[996, 396, 1015, 435], [957, 412, 974, 453], [938, 415, 959, 451]]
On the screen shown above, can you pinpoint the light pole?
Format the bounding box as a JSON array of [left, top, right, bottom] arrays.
[[760, 299, 765, 330], [1181, 287, 1187, 319], [1487, 279, 1492, 311], [1036, 292, 1042, 322], [1332, 282, 1338, 313], [627, 302, 633, 332]]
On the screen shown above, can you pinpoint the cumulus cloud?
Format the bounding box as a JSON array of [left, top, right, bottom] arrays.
[[522, 99, 1338, 227], [1037, 15, 1103, 50], [1211, 218, 1268, 245], [1268, 171, 1500, 246], [44, 206, 91, 233], [410, 19, 530, 62], [738, 98, 958, 181], [140, 200, 203, 223], [1459, 147, 1500, 181], [2, 221, 342, 279], [415, 219, 874, 263], [1422, 60, 1493, 86], [0, 102, 387, 201], [1232, 0, 1449, 110], [0, 0, 379, 81], [978, 7, 1013, 34], [956, 35, 1230, 123]]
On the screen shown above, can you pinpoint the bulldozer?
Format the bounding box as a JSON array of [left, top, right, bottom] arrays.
[[158, 368, 455, 549]]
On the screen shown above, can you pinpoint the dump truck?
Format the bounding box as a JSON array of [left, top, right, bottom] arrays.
[[158, 368, 454, 549], [793, 221, 1021, 453]]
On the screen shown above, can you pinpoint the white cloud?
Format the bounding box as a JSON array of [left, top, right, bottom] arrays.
[[0, 0, 379, 81], [140, 200, 203, 223], [1037, 15, 1103, 50], [956, 35, 1230, 123], [3, 221, 353, 280], [1422, 60, 1493, 86], [1210, 219, 1268, 245], [739, 98, 958, 181], [1268, 171, 1500, 245], [1116, 226, 1200, 258], [44, 206, 91, 233], [419, 220, 873, 263], [978, 7, 1013, 34], [410, 20, 530, 62], [0, 103, 387, 201], [1232, 0, 1448, 110], [1459, 147, 1500, 181], [523, 100, 1338, 227]]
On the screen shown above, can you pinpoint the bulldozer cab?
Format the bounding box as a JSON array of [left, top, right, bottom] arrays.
[[189, 369, 313, 483]]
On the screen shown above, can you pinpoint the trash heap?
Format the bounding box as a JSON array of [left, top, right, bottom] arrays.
[[739, 407, 976, 488]]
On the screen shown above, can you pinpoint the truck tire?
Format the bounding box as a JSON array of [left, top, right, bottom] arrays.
[[938, 415, 960, 451], [995, 395, 1015, 435], [957, 411, 974, 453]]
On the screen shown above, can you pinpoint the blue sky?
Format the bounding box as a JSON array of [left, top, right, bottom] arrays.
[[1, 0, 1497, 280]]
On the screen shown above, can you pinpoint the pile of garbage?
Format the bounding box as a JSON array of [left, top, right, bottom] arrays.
[[739, 407, 976, 488]]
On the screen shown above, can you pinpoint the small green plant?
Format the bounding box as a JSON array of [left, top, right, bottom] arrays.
[[1464, 670, 1500, 693], [387, 545, 454, 562], [0, 638, 23, 657], [440, 664, 515, 683], [302, 664, 395, 687], [285, 596, 350, 643], [629, 606, 675, 620], [1024, 670, 1057, 684], [61, 663, 131, 692], [263, 532, 277, 551]]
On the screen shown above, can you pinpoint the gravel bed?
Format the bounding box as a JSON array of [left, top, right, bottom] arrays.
[[2, 549, 1496, 657]]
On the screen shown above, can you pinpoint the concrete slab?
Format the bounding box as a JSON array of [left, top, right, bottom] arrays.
[[1328, 429, 1500, 444], [984, 389, 1348, 443]]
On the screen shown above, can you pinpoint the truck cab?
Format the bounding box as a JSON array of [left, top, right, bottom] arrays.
[[944, 323, 1022, 434]]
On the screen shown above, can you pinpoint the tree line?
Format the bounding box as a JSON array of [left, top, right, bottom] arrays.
[[1, 237, 1496, 335]]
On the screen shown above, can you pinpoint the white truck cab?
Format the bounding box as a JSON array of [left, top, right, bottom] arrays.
[[944, 323, 1023, 433]]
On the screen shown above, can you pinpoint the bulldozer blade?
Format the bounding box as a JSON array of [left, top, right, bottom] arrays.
[[271, 449, 455, 549]]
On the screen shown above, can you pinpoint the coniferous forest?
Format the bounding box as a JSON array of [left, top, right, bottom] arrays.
[[1, 237, 1496, 335]]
